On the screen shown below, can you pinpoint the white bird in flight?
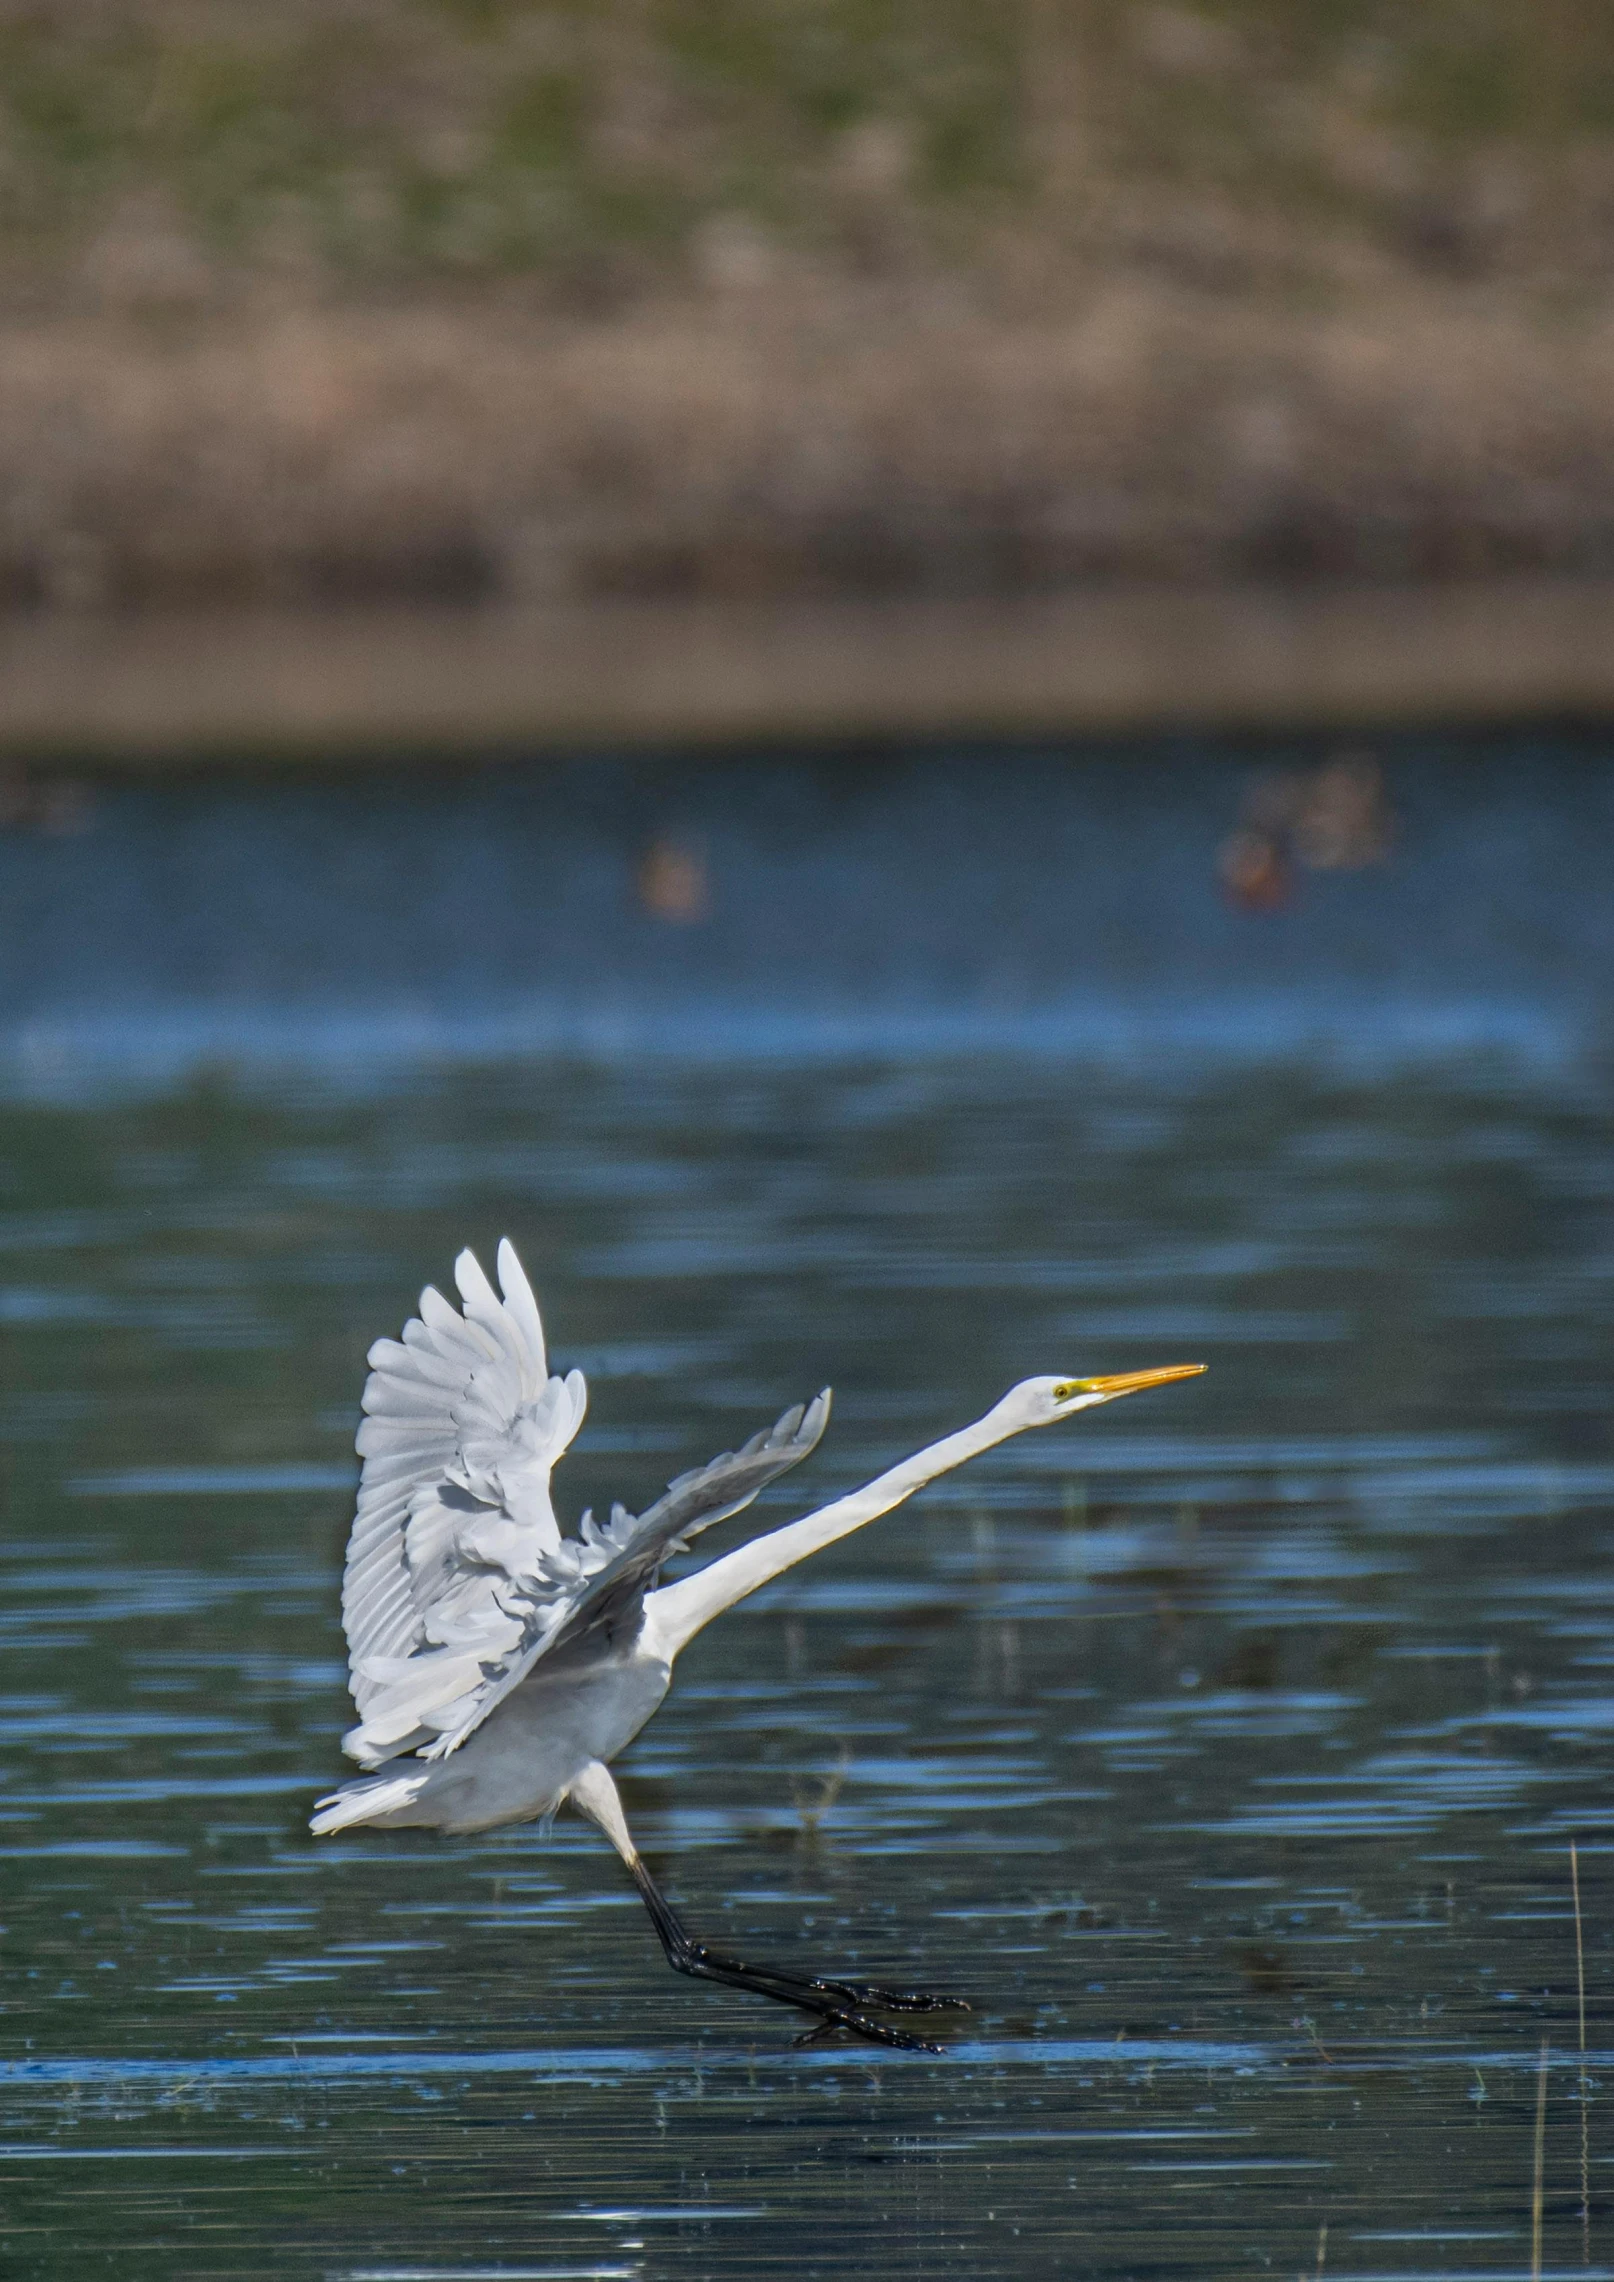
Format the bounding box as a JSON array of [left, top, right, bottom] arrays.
[[313, 1240, 1204, 2051]]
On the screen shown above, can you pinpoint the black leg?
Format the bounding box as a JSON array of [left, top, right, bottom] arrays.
[[628, 1855, 969, 2054]]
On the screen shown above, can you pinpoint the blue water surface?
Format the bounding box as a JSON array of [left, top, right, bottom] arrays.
[[0, 741, 1608, 2279]]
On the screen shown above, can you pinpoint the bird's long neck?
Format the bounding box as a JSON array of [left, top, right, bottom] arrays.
[[645, 1401, 1019, 1660]]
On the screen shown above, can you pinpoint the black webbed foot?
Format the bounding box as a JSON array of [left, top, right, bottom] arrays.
[[679, 1935, 959, 2052], [791, 2010, 944, 2055], [805, 1974, 971, 2016], [630, 1855, 967, 2053]]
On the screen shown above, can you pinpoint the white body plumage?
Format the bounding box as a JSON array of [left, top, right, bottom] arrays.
[[310, 1236, 1202, 2051], [316, 1625, 675, 1836], [312, 1239, 844, 1838]]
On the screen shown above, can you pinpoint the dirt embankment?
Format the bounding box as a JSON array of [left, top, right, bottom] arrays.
[[8, 282, 1614, 611], [5, 2, 1614, 610]]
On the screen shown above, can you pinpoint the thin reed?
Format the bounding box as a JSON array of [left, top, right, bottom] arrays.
[[1572, 1841, 1590, 2266], [1533, 2037, 1549, 2282]]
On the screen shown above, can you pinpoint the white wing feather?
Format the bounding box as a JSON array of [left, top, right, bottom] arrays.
[[400, 1388, 833, 1766], [339, 1239, 587, 1769]]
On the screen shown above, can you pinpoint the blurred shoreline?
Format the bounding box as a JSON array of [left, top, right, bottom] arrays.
[[9, 5, 1614, 752], [4, 577, 1614, 764], [9, 284, 1614, 626]]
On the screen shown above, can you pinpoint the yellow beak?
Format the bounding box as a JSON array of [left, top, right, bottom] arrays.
[[1068, 1363, 1207, 1400]]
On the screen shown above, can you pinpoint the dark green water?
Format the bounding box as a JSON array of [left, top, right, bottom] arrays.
[[0, 752, 1610, 2278]]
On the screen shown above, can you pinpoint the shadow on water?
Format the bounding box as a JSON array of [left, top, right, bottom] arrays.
[[0, 744, 1609, 2276]]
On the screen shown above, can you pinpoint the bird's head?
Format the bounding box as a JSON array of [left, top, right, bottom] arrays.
[[995, 1365, 1206, 1431]]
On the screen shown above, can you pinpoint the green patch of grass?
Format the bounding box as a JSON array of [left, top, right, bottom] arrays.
[[497, 70, 589, 173], [2, 0, 1614, 292]]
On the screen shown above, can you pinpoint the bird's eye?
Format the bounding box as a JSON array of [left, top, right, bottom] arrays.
[[1053, 1381, 1079, 1402]]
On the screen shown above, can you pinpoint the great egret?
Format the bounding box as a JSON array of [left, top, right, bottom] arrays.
[[312, 1241, 1203, 2051]]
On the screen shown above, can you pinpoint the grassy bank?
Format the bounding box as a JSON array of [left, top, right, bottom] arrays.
[[4, 1, 1614, 607]]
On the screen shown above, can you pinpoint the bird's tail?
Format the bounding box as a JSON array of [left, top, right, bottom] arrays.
[[309, 1770, 431, 1836]]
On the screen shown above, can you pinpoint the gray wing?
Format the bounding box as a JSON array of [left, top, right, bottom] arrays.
[[424, 1389, 831, 1756], [553, 1389, 832, 1655]]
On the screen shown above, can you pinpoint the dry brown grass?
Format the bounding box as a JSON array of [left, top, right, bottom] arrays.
[[6, 276, 1614, 608], [5, 2, 1614, 605]]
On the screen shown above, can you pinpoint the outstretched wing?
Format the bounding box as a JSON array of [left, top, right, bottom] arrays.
[[397, 1389, 833, 1765], [551, 1389, 831, 1656], [337, 1236, 831, 1776], [339, 1238, 588, 1769]]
